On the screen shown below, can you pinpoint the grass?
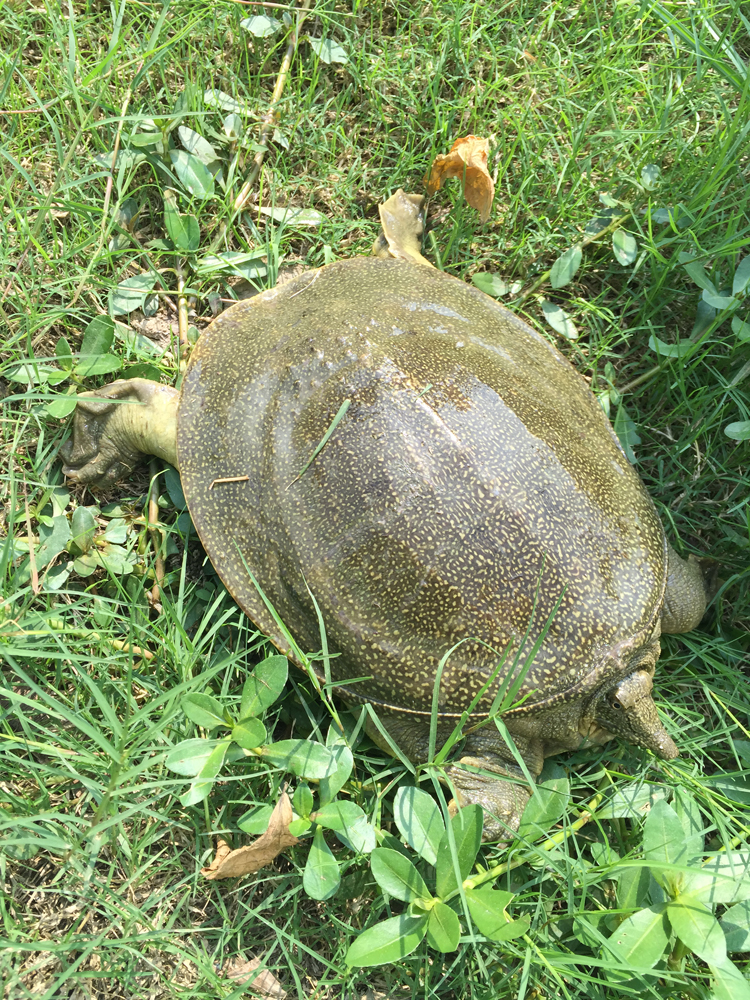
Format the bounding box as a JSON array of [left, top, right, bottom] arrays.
[[1, 0, 749, 997]]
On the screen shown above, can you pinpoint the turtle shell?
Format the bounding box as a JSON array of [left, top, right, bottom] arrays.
[[177, 257, 667, 719]]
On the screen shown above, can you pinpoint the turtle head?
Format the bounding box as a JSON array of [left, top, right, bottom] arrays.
[[594, 670, 679, 760]]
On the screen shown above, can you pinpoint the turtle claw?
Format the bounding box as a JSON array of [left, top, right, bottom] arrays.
[[446, 759, 532, 843]]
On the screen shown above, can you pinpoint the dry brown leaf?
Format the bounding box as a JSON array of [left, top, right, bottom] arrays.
[[221, 954, 287, 997], [424, 135, 495, 223], [201, 791, 298, 880]]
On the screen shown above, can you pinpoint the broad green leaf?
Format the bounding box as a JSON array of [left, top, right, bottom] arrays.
[[169, 150, 215, 199], [114, 321, 165, 358], [313, 800, 364, 832], [648, 335, 692, 359], [70, 506, 97, 555], [163, 466, 186, 510], [103, 518, 127, 544], [318, 744, 353, 806], [517, 762, 569, 839], [691, 298, 716, 337], [426, 901, 461, 952], [643, 798, 689, 894], [590, 841, 620, 866], [164, 195, 199, 253], [45, 394, 79, 419], [672, 788, 704, 862], [308, 36, 348, 65], [232, 718, 266, 750], [204, 89, 248, 113], [238, 803, 274, 835], [334, 811, 376, 854], [685, 852, 750, 905], [293, 783, 314, 818], [393, 786, 444, 866], [56, 336, 73, 370], [613, 230, 637, 265], [613, 402, 640, 463], [344, 914, 428, 967], [109, 274, 156, 316], [289, 818, 312, 837], [195, 251, 267, 280], [97, 543, 136, 575], [466, 885, 518, 940], [241, 14, 282, 37], [681, 257, 717, 294], [36, 515, 72, 568], [667, 896, 726, 965], [165, 738, 228, 776], [550, 246, 582, 289], [260, 739, 334, 780], [708, 777, 750, 805], [44, 560, 72, 591], [616, 864, 652, 911], [720, 899, 750, 952], [732, 315, 750, 341], [601, 904, 669, 970], [435, 804, 482, 899], [223, 113, 243, 140], [181, 693, 227, 729], [725, 421, 750, 441], [129, 129, 164, 150], [179, 737, 231, 806], [710, 959, 750, 1000], [643, 798, 688, 864], [176, 126, 219, 165], [641, 163, 661, 189], [472, 273, 511, 298], [77, 315, 115, 374], [240, 655, 288, 717], [597, 783, 667, 820], [75, 354, 122, 378], [540, 298, 578, 339], [702, 288, 736, 311], [303, 827, 340, 900], [313, 801, 375, 853], [370, 848, 430, 902], [259, 205, 327, 227], [732, 255, 750, 296], [122, 362, 162, 381]]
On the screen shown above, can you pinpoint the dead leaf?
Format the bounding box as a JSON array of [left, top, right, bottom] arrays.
[[221, 955, 287, 997], [424, 135, 495, 223], [201, 791, 298, 880]]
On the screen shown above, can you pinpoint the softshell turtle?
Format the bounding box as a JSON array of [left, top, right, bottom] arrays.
[[61, 191, 711, 839]]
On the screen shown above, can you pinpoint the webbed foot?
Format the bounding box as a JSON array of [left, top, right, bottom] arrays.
[[446, 758, 531, 842]]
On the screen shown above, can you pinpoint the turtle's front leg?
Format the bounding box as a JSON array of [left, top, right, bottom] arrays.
[[61, 378, 180, 488]]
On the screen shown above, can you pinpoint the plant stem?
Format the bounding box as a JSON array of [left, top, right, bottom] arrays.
[[233, 0, 312, 211]]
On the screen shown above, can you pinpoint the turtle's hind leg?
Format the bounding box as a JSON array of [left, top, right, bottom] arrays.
[[61, 379, 179, 488]]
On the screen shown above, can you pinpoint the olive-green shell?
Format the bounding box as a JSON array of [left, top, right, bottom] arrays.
[[177, 258, 667, 719]]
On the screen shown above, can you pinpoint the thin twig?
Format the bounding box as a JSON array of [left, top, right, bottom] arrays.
[[233, 0, 312, 211], [23, 492, 40, 595], [148, 460, 166, 607]]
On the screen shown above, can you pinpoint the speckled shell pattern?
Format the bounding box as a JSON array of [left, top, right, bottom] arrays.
[[177, 258, 667, 721]]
